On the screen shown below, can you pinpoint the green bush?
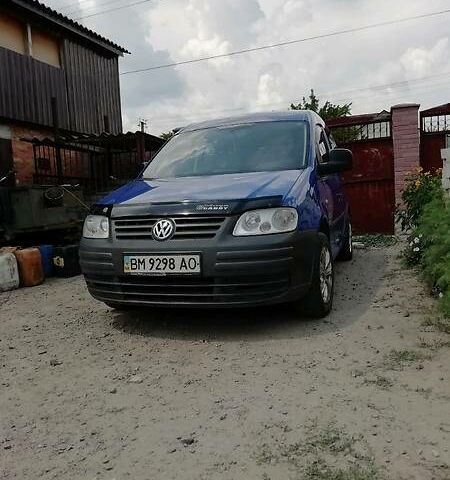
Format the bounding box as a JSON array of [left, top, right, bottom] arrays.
[[398, 168, 449, 318], [417, 191, 450, 317], [396, 167, 442, 232]]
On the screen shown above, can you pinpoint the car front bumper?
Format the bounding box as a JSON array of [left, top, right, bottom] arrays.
[[80, 226, 319, 308]]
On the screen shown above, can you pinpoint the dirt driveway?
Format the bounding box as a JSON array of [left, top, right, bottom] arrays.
[[1, 244, 449, 480]]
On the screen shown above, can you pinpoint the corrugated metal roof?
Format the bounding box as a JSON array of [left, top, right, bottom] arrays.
[[22, 131, 164, 150], [421, 103, 450, 116], [4, 0, 129, 55], [326, 110, 391, 128]]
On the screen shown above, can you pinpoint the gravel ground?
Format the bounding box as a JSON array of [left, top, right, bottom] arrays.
[[0, 244, 449, 480]]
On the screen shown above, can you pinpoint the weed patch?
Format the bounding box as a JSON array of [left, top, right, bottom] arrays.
[[303, 459, 381, 480], [383, 349, 430, 370], [418, 337, 450, 351], [363, 375, 393, 390], [422, 315, 450, 334], [354, 235, 397, 248]]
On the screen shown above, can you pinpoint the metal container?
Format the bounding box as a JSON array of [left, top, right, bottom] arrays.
[[0, 185, 85, 241], [14, 248, 44, 287], [0, 252, 19, 292]]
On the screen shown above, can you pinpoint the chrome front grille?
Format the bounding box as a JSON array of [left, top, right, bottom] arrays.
[[113, 215, 226, 240]]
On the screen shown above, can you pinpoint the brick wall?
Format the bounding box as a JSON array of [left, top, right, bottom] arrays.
[[391, 104, 420, 204], [10, 125, 53, 184]]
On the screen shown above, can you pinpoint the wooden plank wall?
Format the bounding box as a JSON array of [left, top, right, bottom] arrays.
[[0, 46, 69, 129], [0, 41, 122, 134], [62, 39, 122, 134]]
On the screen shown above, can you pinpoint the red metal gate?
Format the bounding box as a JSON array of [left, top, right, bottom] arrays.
[[327, 113, 395, 234], [420, 104, 450, 172]]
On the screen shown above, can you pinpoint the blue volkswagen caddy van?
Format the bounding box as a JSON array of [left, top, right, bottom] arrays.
[[80, 110, 353, 317]]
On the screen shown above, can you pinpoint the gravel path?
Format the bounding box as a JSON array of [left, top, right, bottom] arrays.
[[0, 244, 449, 480]]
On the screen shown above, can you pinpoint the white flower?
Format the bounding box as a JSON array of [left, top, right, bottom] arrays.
[[439, 292, 444, 298], [409, 242, 414, 247], [418, 234, 423, 238], [413, 247, 420, 252], [414, 237, 420, 244]]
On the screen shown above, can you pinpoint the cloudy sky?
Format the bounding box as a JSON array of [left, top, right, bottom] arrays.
[[48, 0, 450, 135]]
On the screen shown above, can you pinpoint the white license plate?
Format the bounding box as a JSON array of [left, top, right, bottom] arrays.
[[123, 254, 201, 275]]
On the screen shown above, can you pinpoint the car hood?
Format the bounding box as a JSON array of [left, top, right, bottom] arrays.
[[99, 170, 305, 207]]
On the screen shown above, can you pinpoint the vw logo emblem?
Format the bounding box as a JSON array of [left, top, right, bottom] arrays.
[[152, 219, 175, 241]]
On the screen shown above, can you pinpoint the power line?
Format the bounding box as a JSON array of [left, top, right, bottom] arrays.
[[332, 78, 450, 106], [57, 0, 96, 10], [317, 71, 450, 101], [140, 71, 450, 124], [147, 73, 450, 127], [62, 0, 129, 16], [74, 0, 153, 19], [120, 8, 450, 75]]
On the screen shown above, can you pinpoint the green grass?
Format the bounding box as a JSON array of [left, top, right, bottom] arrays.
[[255, 425, 381, 480], [383, 348, 430, 369], [254, 443, 278, 466], [256, 425, 361, 469], [311, 426, 356, 454], [413, 191, 450, 318], [363, 375, 393, 390], [279, 426, 356, 461], [422, 315, 450, 334], [418, 337, 450, 351], [354, 235, 397, 248], [302, 460, 380, 480]]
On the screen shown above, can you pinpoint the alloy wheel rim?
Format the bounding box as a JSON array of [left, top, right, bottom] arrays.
[[348, 222, 353, 254], [319, 246, 333, 303]]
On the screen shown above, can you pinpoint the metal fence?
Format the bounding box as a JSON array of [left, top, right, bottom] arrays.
[[28, 132, 164, 197]]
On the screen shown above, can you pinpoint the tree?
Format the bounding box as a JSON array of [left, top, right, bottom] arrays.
[[290, 89, 352, 121], [160, 131, 175, 141]]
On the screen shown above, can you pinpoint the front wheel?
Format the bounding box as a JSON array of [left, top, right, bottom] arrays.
[[293, 233, 334, 318], [337, 219, 353, 261]]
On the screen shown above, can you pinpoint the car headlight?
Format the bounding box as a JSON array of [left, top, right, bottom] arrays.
[[233, 208, 298, 236], [83, 215, 110, 239]]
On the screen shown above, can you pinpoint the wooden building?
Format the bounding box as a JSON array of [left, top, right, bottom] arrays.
[[0, 0, 129, 186]]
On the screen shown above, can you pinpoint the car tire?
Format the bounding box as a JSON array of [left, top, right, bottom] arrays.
[[337, 219, 353, 262], [293, 233, 334, 318]]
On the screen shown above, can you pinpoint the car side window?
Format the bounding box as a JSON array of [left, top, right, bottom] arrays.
[[315, 125, 330, 164]]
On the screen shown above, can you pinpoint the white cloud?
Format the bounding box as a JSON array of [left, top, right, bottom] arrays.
[[44, 0, 450, 133], [400, 38, 449, 76], [256, 72, 283, 106], [181, 35, 232, 68]]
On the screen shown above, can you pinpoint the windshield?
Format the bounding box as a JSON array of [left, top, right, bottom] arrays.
[[143, 121, 308, 179]]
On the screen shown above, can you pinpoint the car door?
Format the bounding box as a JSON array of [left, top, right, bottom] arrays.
[[326, 129, 347, 244], [315, 125, 345, 257]]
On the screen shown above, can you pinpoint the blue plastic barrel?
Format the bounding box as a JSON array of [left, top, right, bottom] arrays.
[[38, 245, 54, 277]]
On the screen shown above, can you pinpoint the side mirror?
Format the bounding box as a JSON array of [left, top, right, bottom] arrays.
[[318, 148, 353, 175]]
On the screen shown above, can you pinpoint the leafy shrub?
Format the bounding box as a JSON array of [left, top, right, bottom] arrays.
[[402, 233, 424, 267], [396, 167, 442, 232], [398, 168, 449, 318], [416, 191, 450, 316]]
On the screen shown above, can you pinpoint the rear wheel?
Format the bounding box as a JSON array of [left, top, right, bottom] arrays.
[[293, 233, 334, 318], [337, 219, 353, 261]]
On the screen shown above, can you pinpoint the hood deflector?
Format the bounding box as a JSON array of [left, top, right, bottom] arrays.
[[102, 196, 284, 218]]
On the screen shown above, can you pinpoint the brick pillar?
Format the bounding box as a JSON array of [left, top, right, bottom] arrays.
[[391, 104, 420, 205]]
